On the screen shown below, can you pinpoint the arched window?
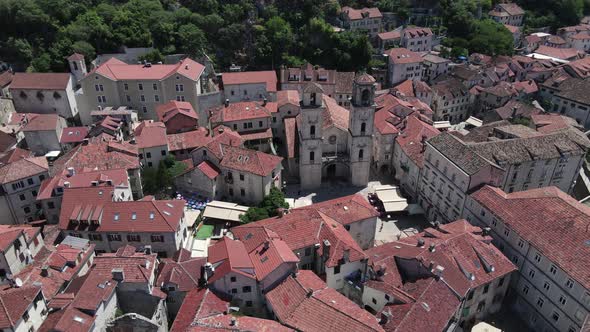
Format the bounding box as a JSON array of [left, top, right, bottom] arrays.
[[310, 151, 315, 163], [361, 89, 370, 105], [360, 122, 366, 134], [310, 125, 316, 138], [359, 149, 364, 160]]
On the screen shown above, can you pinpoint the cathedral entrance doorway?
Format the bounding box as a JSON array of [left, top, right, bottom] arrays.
[[322, 161, 350, 182]]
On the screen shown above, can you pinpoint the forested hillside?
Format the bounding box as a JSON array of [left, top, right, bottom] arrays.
[[1, 0, 589, 73]]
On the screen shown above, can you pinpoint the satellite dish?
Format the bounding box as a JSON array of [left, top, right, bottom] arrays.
[[14, 278, 23, 288]]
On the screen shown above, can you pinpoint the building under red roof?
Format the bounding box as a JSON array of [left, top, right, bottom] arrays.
[[341, 6, 382, 20], [58, 187, 184, 233], [156, 101, 199, 134], [266, 270, 384, 332], [37, 167, 129, 200], [219, 145, 282, 177], [133, 120, 168, 148], [0, 286, 43, 330], [222, 71, 278, 93], [22, 114, 61, 132], [396, 115, 439, 168], [471, 185, 590, 290], [210, 101, 276, 123], [10, 73, 71, 90], [0, 156, 47, 185], [60, 127, 89, 144], [386, 48, 423, 64], [89, 57, 204, 81]]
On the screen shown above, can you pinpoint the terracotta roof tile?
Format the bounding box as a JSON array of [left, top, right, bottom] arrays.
[[134, 121, 168, 148], [196, 161, 221, 179], [210, 101, 276, 123], [60, 127, 89, 144], [219, 145, 282, 176], [0, 286, 42, 329], [0, 156, 47, 184], [386, 48, 423, 64], [90, 57, 204, 81], [471, 185, 590, 290], [277, 90, 300, 108], [22, 114, 60, 132], [341, 6, 382, 20], [10, 73, 70, 90], [396, 116, 439, 168], [0, 71, 13, 88], [222, 71, 277, 92], [156, 101, 198, 123], [266, 271, 384, 332]]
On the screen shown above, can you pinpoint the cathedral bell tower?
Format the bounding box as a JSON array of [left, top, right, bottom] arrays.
[[299, 83, 325, 190], [348, 74, 376, 187]]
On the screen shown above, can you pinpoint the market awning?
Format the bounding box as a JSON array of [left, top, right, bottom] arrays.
[[202, 201, 249, 222], [374, 185, 408, 213]]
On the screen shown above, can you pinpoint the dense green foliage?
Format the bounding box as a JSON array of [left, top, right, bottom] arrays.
[[0, 0, 373, 72], [239, 187, 289, 223], [142, 155, 187, 196], [518, 0, 589, 31]]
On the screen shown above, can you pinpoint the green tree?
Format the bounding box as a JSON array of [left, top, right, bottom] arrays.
[[239, 187, 289, 223], [468, 20, 514, 56], [28, 52, 51, 72], [177, 23, 207, 57], [264, 17, 294, 67]]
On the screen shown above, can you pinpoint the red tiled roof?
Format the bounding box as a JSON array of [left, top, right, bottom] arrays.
[[52, 136, 139, 175], [204, 127, 244, 159], [59, 187, 184, 233], [300, 194, 380, 225], [393, 80, 415, 97], [396, 115, 439, 168], [374, 109, 400, 135], [210, 101, 276, 123], [156, 249, 206, 291], [240, 128, 273, 141], [98, 116, 122, 131], [170, 288, 229, 332], [0, 225, 39, 252], [167, 128, 211, 152], [266, 270, 384, 332], [277, 90, 300, 108], [134, 121, 168, 148], [10, 73, 70, 90], [386, 48, 423, 64], [16, 242, 95, 300], [197, 161, 221, 180], [60, 127, 89, 144], [0, 286, 42, 329], [90, 57, 204, 81], [531, 113, 579, 133], [22, 114, 60, 132], [249, 239, 299, 281], [471, 185, 590, 290], [194, 314, 293, 331], [207, 237, 255, 283], [535, 45, 584, 60], [38, 306, 94, 332], [322, 95, 349, 130], [403, 27, 433, 39], [0, 71, 13, 88], [0, 132, 16, 153], [378, 30, 401, 41], [222, 71, 277, 92], [0, 148, 31, 166], [67, 53, 85, 61], [37, 168, 129, 200], [341, 6, 383, 20], [284, 117, 297, 159], [156, 101, 198, 123], [0, 156, 47, 184], [219, 145, 282, 177]]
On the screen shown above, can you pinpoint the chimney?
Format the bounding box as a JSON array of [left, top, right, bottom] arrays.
[[482, 227, 491, 236], [106, 179, 113, 186], [91, 181, 98, 187], [63, 181, 70, 188], [67, 167, 75, 177], [144, 245, 152, 255], [199, 264, 208, 287], [225, 99, 230, 107], [230, 317, 237, 326], [429, 244, 436, 252], [111, 268, 124, 281], [417, 238, 425, 247], [129, 138, 136, 145], [322, 239, 331, 260], [82, 138, 89, 145], [380, 311, 393, 325], [41, 266, 50, 277], [262, 97, 267, 106]]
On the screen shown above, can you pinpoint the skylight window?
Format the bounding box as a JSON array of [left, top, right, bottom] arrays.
[[163, 211, 171, 216], [131, 212, 137, 220], [114, 213, 120, 221], [166, 203, 174, 208], [149, 212, 155, 220]]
